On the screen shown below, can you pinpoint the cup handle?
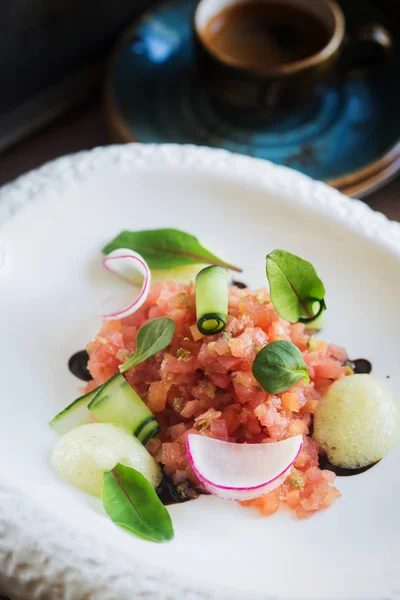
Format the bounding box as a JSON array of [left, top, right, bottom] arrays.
[[338, 23, 393, 79]]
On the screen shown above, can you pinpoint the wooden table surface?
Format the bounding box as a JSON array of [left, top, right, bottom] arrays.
[[0, 99, 399, 600]]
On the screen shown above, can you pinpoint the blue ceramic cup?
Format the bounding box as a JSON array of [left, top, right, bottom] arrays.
[[194, 0, 391, 121]]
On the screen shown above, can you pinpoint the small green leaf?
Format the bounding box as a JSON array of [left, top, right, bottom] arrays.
[[252, 340, 310, 394], [102, 464, 174, 543], [103, 228, 242, 272], [119, 317, 175, 373], [266, 250, 326, 323]]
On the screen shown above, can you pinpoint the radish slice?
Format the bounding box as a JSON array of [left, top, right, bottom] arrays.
[[186, 434, 303, 501], [100, 249, 151, 320]]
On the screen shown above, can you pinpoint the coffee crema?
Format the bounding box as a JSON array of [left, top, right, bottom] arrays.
[[201, 1, 332, 71]]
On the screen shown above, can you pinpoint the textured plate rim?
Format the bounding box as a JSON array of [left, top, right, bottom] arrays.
[[0, 143, 400, 600]]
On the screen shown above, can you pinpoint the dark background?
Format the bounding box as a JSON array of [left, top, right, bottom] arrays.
[[1, 0, 400, 153], [0, 0, 159, 150], [2, 0, 400, 113], [0, 0, 156, 114]]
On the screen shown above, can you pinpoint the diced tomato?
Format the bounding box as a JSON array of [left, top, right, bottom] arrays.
[[327, 343, 348, 363], [189, 323, 203, 341], [290, 323, 309, 351], [222, 405, 243, 434], [210, 419, 229, 441], [146, 437, 162, 456], [286, 489, 300, 508], [161, 442, 185, 471], [168, 423, 188, 440], [180, 399, 202, 419], [147, 381, 170, 412], [85, 280, 344, 521], [288, 419, 309, 437], [260, 490, 280, 516], [207, 372, 232, 389], [314, 358, 344, 380], [282, 392, 301, 411]]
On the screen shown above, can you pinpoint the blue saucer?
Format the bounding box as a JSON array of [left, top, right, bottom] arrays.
[[107, 0, 400, 193]]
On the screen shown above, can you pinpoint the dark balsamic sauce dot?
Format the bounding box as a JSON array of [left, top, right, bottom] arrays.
[[156, 476, 183, 505], [231, 280, 248, 289], [156, 472, 199, 505], [352, 358, 372, 374], [68, 350, 92, 382], [318, 454, 379, 477], [344, 358, 373, 375], [353, 358, 372, 375]]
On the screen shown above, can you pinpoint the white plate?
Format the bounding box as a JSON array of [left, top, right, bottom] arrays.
[[1, 144, 400, 600]]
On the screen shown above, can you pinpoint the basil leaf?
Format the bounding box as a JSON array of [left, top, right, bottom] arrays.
[[119, 317, 175, 373], [252, 340, 310, 394], [103, 229, 242, 272], [266, 250, 326, 323], [102, 464, 174, 543]]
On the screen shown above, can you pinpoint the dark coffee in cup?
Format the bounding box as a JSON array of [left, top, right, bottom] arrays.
[[201, 1, 332, 72], [194, 0, 391, 120]]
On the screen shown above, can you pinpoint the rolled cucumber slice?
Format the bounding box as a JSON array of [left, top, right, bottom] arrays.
[[304, 310, 326, 332], [88, 373, 159, 444], [196, 265, 229, 335], [50, 387, 100, 435]]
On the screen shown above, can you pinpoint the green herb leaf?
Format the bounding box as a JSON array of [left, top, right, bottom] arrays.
[[102, 464, 174, 543], [266, 250, 326, 323], [103, 229, 242, 272], [119, 317, 175, 373], [252, 340, 310, 394]]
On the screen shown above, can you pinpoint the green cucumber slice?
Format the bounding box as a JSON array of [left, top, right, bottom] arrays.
[[50, 387, 100, 435], [137, 417, 161, 446], [304, 310, 326, 332], [196, 265, 229, 335], [88, 373, 159, 444]]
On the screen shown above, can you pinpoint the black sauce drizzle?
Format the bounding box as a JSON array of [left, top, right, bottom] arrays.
[[68, 350, 92, 382], [231, 280, 248, 289], [352, 358, 373, 374], [156, 473, 199, 505], [156, 476, 184, 506], [345, 358, 372, 374], [318, 454, 379, 477]]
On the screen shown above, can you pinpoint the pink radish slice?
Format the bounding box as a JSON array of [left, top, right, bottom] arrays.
[[100, 249, 151, 320], [186, 434, 303, 501]]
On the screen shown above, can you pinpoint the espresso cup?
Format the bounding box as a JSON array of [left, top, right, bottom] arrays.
[[194, 0, 392, 121]]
